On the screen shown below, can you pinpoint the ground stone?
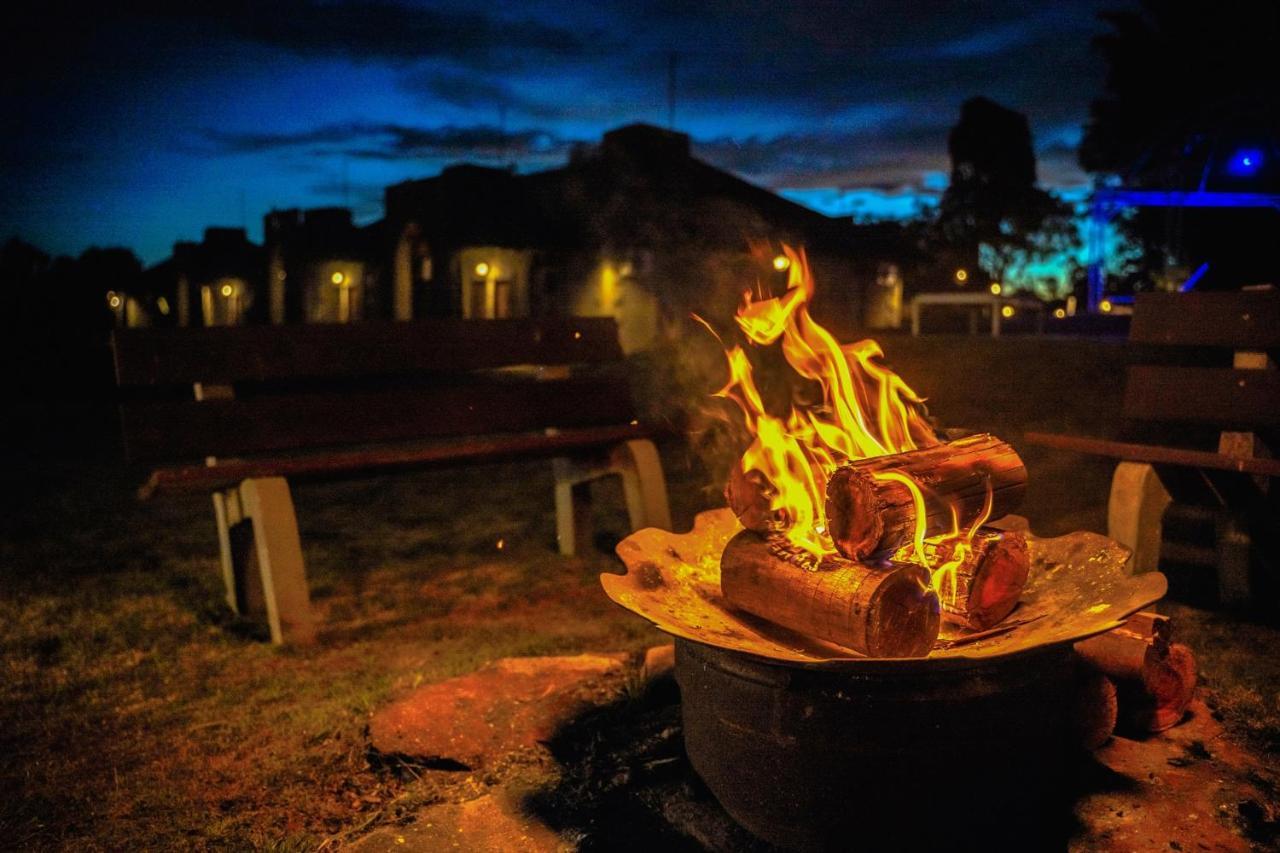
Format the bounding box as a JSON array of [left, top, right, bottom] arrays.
[[368, 654, 626, 769], [641, 643, 675, 683], [1073, 697, 1277, 850], [347, 791, 567, 852]]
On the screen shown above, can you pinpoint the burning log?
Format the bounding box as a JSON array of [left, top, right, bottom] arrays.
[[1072, 669, 1118, 750], [825, 433, 1027, 560], [909, 530, 1030, 630], [720, 530, 940, 658], [724, 465, 782, 533], [1074, 612, 1197, 733]]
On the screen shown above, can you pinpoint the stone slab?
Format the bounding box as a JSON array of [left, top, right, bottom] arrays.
[[369, 654, 626, 769], [348, 792, 566, 852]]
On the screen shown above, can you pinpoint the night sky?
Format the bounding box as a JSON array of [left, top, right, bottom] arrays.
[[4, 1, 1127, 265]]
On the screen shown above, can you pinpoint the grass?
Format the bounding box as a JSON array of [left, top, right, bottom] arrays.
[[2, 333, 1277, 850]]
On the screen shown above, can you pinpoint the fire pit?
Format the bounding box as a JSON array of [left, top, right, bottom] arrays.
[[606, 510, 1167, 849], [600, 247, 1170, 849]]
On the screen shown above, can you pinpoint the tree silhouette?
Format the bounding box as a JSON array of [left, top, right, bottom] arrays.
[[1080, 0, 1280, 288], [932, 97, 1076, 290]]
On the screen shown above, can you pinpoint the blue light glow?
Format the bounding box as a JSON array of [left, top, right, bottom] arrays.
[[1180, 261, 1210, 291], [1227, 148, 1264, 177]]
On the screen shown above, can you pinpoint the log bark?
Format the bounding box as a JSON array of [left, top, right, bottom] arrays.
[[1072, 670, 1118, 751], [724, 431, 939, 537], [906, 530, 1029, 630], [1074, 612, 1173, 680], [725, 465, 784, 533], [720, 530, 941, 658], [1074, 612, 1196, 733], [825, 434, 1027, 560]]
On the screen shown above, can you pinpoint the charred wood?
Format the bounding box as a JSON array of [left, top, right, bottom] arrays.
[[906, 530, 1029, 630], [825, 434, 1027, 560], [720, 530, 940, 658]]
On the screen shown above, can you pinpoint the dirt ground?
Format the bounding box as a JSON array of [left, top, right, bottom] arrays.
[[2, 333, 1278, 850]]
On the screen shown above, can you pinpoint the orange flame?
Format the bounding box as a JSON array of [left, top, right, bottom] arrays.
[[713, 246, 934, 555], [712, 245, 990, 604]]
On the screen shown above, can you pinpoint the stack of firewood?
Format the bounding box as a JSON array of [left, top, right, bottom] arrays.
[[722, 433, 1031, 657], [1072, 611, 1198, 748], [720, 432, 1199, 739]]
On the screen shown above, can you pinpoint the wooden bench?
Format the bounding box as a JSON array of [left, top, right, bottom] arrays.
[[112, 318, 672, 644], [1026, 290, 1279, 605]]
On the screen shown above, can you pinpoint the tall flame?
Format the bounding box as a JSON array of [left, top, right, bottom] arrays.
[[711, 245, 987, 603], [713, 246, 935, 555]]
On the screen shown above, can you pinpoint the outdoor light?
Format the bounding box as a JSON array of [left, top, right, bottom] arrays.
[[954, 268, 968, 283], [1100, 298, 1113, 313], [107, 292, 121, 309], [1227, 148, 1264, 177], [475, 262, 491, 277], [331, 271, 346, 285], [220, 284, 233, 297], [989, 283, 1002, 295], [1053, 307, 1066, 319], [772, 254, 791, 271], [1000, 305, 1015, 318]]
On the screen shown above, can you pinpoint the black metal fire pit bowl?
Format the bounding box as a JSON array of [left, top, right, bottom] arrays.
[[677, 638, 1076, 850], [604, 509, 1168, 851]]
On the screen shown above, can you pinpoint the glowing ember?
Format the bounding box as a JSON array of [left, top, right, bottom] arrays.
[[709, 245, 993, 605]]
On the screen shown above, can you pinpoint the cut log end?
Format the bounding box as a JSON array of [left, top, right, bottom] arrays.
[[1139, 643, 1197, 732], [824, 468, 888, 558], [911, 529, 1030, 631], [725, 465, 781, 533], [962, 531, 1029, 630], [867, 564, 941, 658]]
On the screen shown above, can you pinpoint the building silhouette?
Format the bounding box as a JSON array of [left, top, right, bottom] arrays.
[[131, 123, 907, 346]]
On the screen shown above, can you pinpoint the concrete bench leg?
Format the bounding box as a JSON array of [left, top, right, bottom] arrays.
[[553, 439, 672, 557], [612, 439, 673, 534], [212, 476, 316, 645], [1216, 511, 1253, 606], [1107, 461, 1172, 575], [553, 464, 595, 558]]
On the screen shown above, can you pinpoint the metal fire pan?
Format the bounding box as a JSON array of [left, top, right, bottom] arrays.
[[603, 508, 1166, 672]]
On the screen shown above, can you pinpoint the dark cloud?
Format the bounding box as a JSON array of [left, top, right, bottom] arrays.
[[200, 121, 575, 164], [180, 1, 596, 65], [695, 124, 953, 191], [396, 67, 630, 122], [5, 0, 600, 83]]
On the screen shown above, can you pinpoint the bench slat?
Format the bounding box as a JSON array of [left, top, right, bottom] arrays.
[[1122, 365, 1280, 427], [120, 378, 636, 461], [113, 318, 624, 387], [1130, 292, 1280, 348], [138, 425, 657, 498], [1022, 432, 1280, 477]]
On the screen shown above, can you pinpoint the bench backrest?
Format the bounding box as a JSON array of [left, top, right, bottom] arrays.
[[1123, 291, 1279, 433], [112, 318, 635, 462]]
